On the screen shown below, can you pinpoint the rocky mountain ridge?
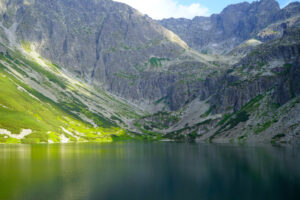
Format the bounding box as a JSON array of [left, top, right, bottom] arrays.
[[0, 0, 299, 143], [159, 0, 300, 54]]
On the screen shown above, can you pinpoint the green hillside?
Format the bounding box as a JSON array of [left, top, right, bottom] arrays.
[[0, 44, 143, 144]]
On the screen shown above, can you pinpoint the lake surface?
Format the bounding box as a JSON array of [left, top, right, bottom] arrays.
[[0, 142, 299, 200]]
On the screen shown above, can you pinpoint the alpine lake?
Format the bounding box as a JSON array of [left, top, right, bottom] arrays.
[[0, 142, 300, 200]]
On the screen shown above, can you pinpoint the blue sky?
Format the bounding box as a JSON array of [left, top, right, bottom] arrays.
[[177, 0, 298, 14], [114, 0, 299, 19]]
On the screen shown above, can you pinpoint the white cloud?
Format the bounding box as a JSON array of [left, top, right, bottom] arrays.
[[113, 0, 209, 19]]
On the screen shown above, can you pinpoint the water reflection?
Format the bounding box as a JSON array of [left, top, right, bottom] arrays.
[[0, 143, 299, 200]]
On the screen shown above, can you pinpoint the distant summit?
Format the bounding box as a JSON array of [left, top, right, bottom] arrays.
[[159, 0, 299, 54]]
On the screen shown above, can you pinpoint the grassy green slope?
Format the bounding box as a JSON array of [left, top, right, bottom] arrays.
[[0, 67, 122, 143], [0, 43, 147, 144]]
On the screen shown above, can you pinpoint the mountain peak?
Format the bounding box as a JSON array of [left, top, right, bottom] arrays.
[[258, 0, 280, 8], [220, 0, 280, 14], [285, 1, 300, 9]]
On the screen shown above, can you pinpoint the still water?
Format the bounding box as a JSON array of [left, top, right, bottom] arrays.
[[0, 142, 299, 200]]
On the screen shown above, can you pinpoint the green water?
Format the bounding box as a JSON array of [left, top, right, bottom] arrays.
[[0, 143, 299, 200]]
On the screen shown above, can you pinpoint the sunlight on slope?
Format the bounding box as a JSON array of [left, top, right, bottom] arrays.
[[0, 66, 125, 143], [0, 46, 128, 144], [162, 29, 188, 49]]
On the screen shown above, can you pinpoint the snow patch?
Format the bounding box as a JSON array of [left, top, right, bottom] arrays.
[[0, 129, 32, 139], [0, 104, 8, 109], [48, 140, 54, 144], [61, 127, 79, 140], [0, 129, 11, 135], [74, 130, 85, 137], [60, 134, 70, 143], [18, 129, 32, 139], [245, 39, 262, 46], [211, 43, 219, 47], [17, 85, 27, 92]]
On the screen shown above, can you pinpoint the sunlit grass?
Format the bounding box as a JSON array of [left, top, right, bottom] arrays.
[[0, 54, 127, 144]]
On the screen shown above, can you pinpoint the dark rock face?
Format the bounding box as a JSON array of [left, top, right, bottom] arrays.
[[215, 28, 300, 111], [290, 58, 300, 97], [210, 76, 274, 112], [159, 0, 300, 54], [272, 55, 300, 105]]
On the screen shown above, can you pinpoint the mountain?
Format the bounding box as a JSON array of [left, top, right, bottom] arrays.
[[0, 0, 216, 143], [159, 0, 300, 54], [0, 0, 299, 144], [0, 0, 200, 108]]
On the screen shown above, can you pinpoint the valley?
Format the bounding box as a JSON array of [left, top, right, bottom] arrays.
[[0, 0, 299, 144]]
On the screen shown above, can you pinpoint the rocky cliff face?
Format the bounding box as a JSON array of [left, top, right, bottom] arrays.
[[159, 0, 300, 54], [0, 0, 208, 109], [157, 27, 300, 143]]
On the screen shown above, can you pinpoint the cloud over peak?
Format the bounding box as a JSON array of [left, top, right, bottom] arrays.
[[114, 0, 209, 20]]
